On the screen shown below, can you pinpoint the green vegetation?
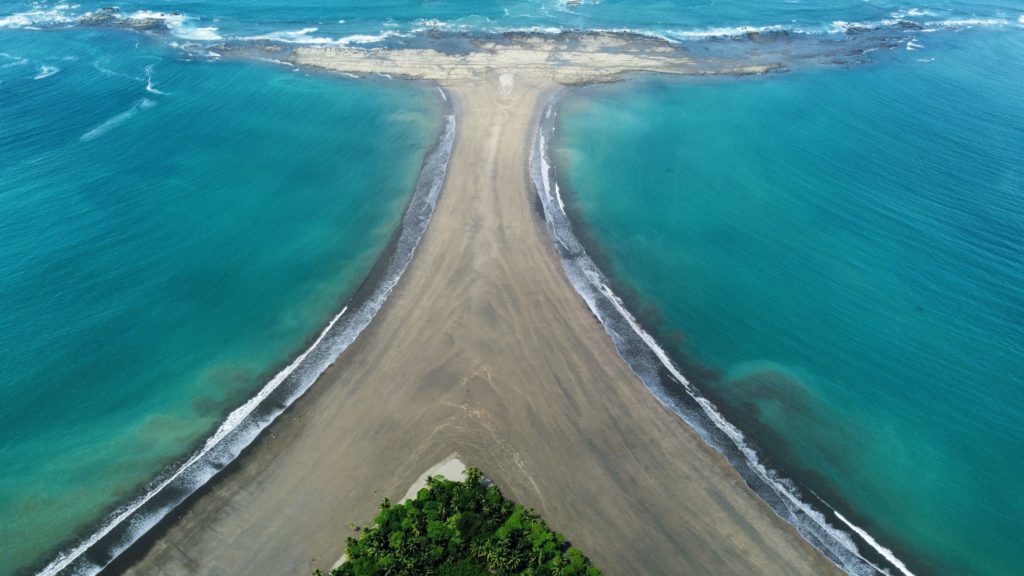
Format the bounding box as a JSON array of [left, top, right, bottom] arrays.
[[317, 467, 601, 576]]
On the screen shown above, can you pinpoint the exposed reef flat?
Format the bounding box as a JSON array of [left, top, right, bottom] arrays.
[[290, 32, 785, 85], [78, 7, 173, 31]]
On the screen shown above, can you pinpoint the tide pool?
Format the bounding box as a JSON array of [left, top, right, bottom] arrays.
[[0, 28, 441, 574], [554, 29, 1023, 576]]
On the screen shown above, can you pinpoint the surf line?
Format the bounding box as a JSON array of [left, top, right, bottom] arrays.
[[36, 89, 457, 576], [529, 89, 915, 576]]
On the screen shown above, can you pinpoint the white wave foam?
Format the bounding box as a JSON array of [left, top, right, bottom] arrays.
[[92, 62, 140, 80], [416, 18, 447, 29], [537, 132, 555, 205], [830, 19, 901, 33], [144, 65, 165, 94], [126, 10, 183, 27], [36, 305, 350, 576], [891, 8, 936, 18], [341, 31, 405, 44], [484, 24, 566, 36], [906, 39, 924, 51], [242, 26, 324, 43], [33, 65, 59, 79], [597, 282, 892, 574], [242, 27, 402, 46], [80, 98, 155, 142], [126, 10, 222, 41], [1, 53, 29, 68], [256, 57, 296, 67], [483, 13, 1014, 44], [175, 26, 221, 41], [530, 93, 917, 576], [836, 512, 918, 576], [583, 27, 679, 43], [0, 6, 75, 28], [37, 101, 458, 576], [668, 24, 787, 40]]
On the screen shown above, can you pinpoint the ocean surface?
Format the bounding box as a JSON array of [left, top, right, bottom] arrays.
[[554, 27, 1023, 576], [0, 23, 443, 574], [1, 0, 1022, 574]]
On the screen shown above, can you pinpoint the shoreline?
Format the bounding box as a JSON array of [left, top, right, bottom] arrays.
[[32, 86, 456, 576], [102, 63, 844, 575], [533, 89, 902, 576]]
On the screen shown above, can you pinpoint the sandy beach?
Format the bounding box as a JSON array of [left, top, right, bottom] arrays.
[[112, 42, 840, 576]]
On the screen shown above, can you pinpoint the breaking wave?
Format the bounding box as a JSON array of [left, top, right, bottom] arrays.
[[530, 91, 917, 576], [37, 90, 456, 576]]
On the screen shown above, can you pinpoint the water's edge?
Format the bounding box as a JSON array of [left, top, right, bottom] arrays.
[[34, 88, 457, 576], [530, 88, 915, 576]]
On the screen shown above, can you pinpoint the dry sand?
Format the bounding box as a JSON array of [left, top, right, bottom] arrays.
[[115, 43, 840, 576], [290, 33, 782, 84]]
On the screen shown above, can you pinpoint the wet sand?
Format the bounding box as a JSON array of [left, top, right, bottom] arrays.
[[115, 53, 840, 576]]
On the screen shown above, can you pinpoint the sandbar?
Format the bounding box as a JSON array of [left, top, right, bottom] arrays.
[[113, 38, 840, 576]]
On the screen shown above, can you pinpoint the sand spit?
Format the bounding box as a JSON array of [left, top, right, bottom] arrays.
[[291, 32, 782, 85], [111, 41, 839, 576]]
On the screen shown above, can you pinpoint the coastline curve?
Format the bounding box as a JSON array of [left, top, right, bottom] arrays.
[[35, 89, 457, 576], [530, 89, 914, 576]]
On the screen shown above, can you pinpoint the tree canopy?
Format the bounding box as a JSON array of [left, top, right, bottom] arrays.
[[317, 467, 601, 576]]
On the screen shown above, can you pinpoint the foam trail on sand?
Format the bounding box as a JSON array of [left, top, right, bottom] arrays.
[[531, 91, 916, 576], [36, 92, 457, 576]]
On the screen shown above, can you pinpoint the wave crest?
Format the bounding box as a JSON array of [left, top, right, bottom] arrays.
[[530, 91, 916, 576], [38, 90, 456, 576]]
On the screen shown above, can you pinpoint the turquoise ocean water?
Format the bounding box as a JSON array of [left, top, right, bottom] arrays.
[[554, 27, 1023, 576], [2, 0, 1022, 574], [1, 23, 442, 575]]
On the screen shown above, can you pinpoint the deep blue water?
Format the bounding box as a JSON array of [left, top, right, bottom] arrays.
[[2, 0, 1023, 574]]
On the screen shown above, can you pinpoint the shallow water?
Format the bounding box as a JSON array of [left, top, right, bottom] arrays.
[[554, 29, 1024, 576], [0, 28, 441, 574], [3, 0, 1023, 574]]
